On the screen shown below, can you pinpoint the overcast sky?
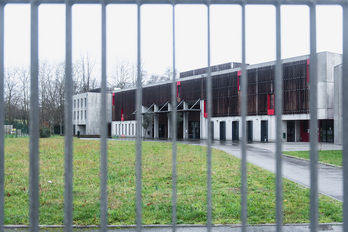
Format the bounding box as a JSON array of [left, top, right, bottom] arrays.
[[3, 4, 343, 78]]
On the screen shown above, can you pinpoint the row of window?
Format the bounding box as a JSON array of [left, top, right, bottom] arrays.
[[74, 98, 87, 108], [115, 123, 135, 136], [74, 110, 87, 120]]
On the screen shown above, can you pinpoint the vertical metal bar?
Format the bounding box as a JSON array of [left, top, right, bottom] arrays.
[[29, 0, 40, 231], [275, 2, 283, 232], [0, 3, 4, 232], [136, 3, 143, 232], [309, 3, 318, 232], [171, 4, 177, 232], [241, 2, 248, 232], [206, 3, 212, 232], [342, 4, 348, 232], [64, 0, 73, 231], [100, 0, 108, 231]]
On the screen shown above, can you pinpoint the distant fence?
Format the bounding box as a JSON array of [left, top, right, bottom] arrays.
[[1, 1, 348, 232]]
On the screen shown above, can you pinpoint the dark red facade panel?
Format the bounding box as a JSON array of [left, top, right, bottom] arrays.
[[112, 59, 309, 121]]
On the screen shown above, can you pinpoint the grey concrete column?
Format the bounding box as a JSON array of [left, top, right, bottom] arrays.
[[183, 102, 188, 139], [154, 105, 159, 138]]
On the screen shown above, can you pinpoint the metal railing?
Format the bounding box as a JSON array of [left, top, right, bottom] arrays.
[[0, 1, 347, 232]]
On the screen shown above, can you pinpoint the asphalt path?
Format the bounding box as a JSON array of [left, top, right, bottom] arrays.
[[186, 141, 343, 201]]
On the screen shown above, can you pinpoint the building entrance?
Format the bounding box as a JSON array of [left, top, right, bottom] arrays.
[[287, 121, 295, 142], [232, 121, 239, 141], [247, 121, 253, 142], [189, 121, 200, 139], [261, 120, 268, 142], [320, 120, 334, 143], [220, 121, 226, 141]]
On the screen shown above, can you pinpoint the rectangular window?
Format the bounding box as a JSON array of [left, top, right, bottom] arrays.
[[74, 111, 76, 120], [77, 111, 79, 120], [85, 110, 86, 120], [85, 98, 87, 107], [81, 111, 83, 120], [78, 99, 79, 108], [74, 100, 76, 108]]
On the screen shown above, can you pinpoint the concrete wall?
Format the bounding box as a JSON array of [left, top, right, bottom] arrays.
[[334, 64, 342, 145], [73, 92, 112, 135], [317, 52, 342, 119]]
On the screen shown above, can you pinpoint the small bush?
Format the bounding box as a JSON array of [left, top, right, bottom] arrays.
[[40, 126, 51, 138]]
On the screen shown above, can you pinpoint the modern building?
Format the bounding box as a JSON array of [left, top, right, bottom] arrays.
[[73, 88, 112, 136], [111, 52, 342, 143]]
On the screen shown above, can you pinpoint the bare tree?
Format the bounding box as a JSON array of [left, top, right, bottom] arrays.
[[144, 67, 178, 85], [130, 61, 147, 87], [110, 60, 131, 89], [4, 68, 19, 124], [54, 62, 65, 135], [74, 53, 98, 93], [18, 67, 30, 126], [39, 61, 55, 135]]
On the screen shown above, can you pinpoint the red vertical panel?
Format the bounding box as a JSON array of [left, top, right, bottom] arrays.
[[267, 94, 275, 115], [112, 93, 115, 105], [177, 81, 181, 98], [121, 108, 124, 121]]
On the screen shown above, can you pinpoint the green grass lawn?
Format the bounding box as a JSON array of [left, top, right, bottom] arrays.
[[4, 137, 342, 225], [283, 150, 342, 167]]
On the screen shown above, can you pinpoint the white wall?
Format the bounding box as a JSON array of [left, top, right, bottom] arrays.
[[112, 121, 137, 137]]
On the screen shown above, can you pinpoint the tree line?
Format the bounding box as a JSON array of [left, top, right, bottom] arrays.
[[4, 54, 177, 136]]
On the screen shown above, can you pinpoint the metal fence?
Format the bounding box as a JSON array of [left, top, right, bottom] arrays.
[[0, 0, 347, 232]]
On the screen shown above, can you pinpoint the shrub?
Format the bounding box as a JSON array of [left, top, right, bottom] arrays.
[[40, 126, 51, 138]]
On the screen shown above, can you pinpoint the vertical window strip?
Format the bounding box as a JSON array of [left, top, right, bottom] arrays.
[[309, 3, 319, 232], [29, 1, 40, 231], [64, 1, 74, 232]]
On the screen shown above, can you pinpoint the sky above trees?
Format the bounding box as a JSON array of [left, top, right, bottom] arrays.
[[3, 3, 343, 80]]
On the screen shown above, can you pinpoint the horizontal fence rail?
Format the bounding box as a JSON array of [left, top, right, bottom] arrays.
[[2, 0, 348, 5], [0, 1, 347, 232]]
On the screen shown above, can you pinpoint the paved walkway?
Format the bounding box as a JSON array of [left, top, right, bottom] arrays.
[[183, 140, 343, 201]]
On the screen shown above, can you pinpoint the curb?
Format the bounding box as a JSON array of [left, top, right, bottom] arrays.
[[284, 154, 342, 169]]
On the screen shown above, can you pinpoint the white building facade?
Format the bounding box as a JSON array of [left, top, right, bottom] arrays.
[[73, 90, 112, 136]]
